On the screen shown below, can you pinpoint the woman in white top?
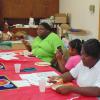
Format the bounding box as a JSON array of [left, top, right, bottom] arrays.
[[49, 39, 100, 97]]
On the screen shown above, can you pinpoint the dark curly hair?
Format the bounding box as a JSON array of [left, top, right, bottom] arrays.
[[39, 22, 52, 32], [83, 39, 100, 58], [69, 39, 82, 54]]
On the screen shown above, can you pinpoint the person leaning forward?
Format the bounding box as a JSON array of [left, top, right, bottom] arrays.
[[48, 39, 100, 97]]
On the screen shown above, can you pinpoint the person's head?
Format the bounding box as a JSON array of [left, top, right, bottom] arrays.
[[81, 39, 100, 68], [37, 22, 52, 38], [68, 39, 82, 56]]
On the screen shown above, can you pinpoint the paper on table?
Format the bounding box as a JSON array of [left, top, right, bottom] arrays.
[[0, 52, 16, 56], [0, 55, 18, 60], [20, 71, 59, 87], [12, 80, 31, 87], [0, 56, 18, 60], [0, 52, 18, 60]]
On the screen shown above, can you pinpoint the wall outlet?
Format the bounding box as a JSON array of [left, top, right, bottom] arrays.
[[89, 5, 95, 14]]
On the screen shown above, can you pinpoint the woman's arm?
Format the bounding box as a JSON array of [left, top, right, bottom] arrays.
[[48, 72, 74, 83], [56, 85, 100, 96], [22, 39, 32, 51], [56, 50, 69, 73], [72, 86, 100, 96], [60, 71, 74, 82]]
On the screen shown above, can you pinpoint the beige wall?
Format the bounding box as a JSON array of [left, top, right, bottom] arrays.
[[59, 0, 99, 40]]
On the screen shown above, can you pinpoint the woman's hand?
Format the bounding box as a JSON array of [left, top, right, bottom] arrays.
[[22, 39, 29, 46], [56, 50, 63, 60], [22, 39, 32, 51], [56, 85, 73, 95], [48, 76, 63, 84], [28, 54, 35, 57]]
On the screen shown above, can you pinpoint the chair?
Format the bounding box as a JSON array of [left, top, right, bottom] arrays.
[[57, 23, 71, 38]]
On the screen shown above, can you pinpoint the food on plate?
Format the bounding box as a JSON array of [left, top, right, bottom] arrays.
[[35, 62, 51, 66]]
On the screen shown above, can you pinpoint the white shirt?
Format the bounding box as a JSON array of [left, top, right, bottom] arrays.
[[70, 60, 100, 87]]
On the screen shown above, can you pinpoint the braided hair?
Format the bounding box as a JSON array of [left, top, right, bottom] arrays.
[[69, 39, 82, 55]]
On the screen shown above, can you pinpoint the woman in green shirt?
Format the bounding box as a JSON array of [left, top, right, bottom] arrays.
[[23, 22, 64, 63]]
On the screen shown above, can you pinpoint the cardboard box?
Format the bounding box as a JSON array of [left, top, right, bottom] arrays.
[[12, 41, 26, 50], [57, 24, 70, 38], [54, 13, 67, 24]]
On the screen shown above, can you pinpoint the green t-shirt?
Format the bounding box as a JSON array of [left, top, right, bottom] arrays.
[[31, 32, 64, 62]]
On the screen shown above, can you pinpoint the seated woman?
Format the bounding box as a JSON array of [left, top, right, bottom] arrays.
[[0, 31, 13, 41], [22, 22, 64, 63], [49, 39, 100, 97], [56, 39, 82, 73]]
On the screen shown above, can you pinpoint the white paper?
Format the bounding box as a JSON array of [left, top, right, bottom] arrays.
[[12, 80, 31, 87], [20, 71, 59, 87], [0, 52, 18, 60], [0, 52, 16, 56]]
